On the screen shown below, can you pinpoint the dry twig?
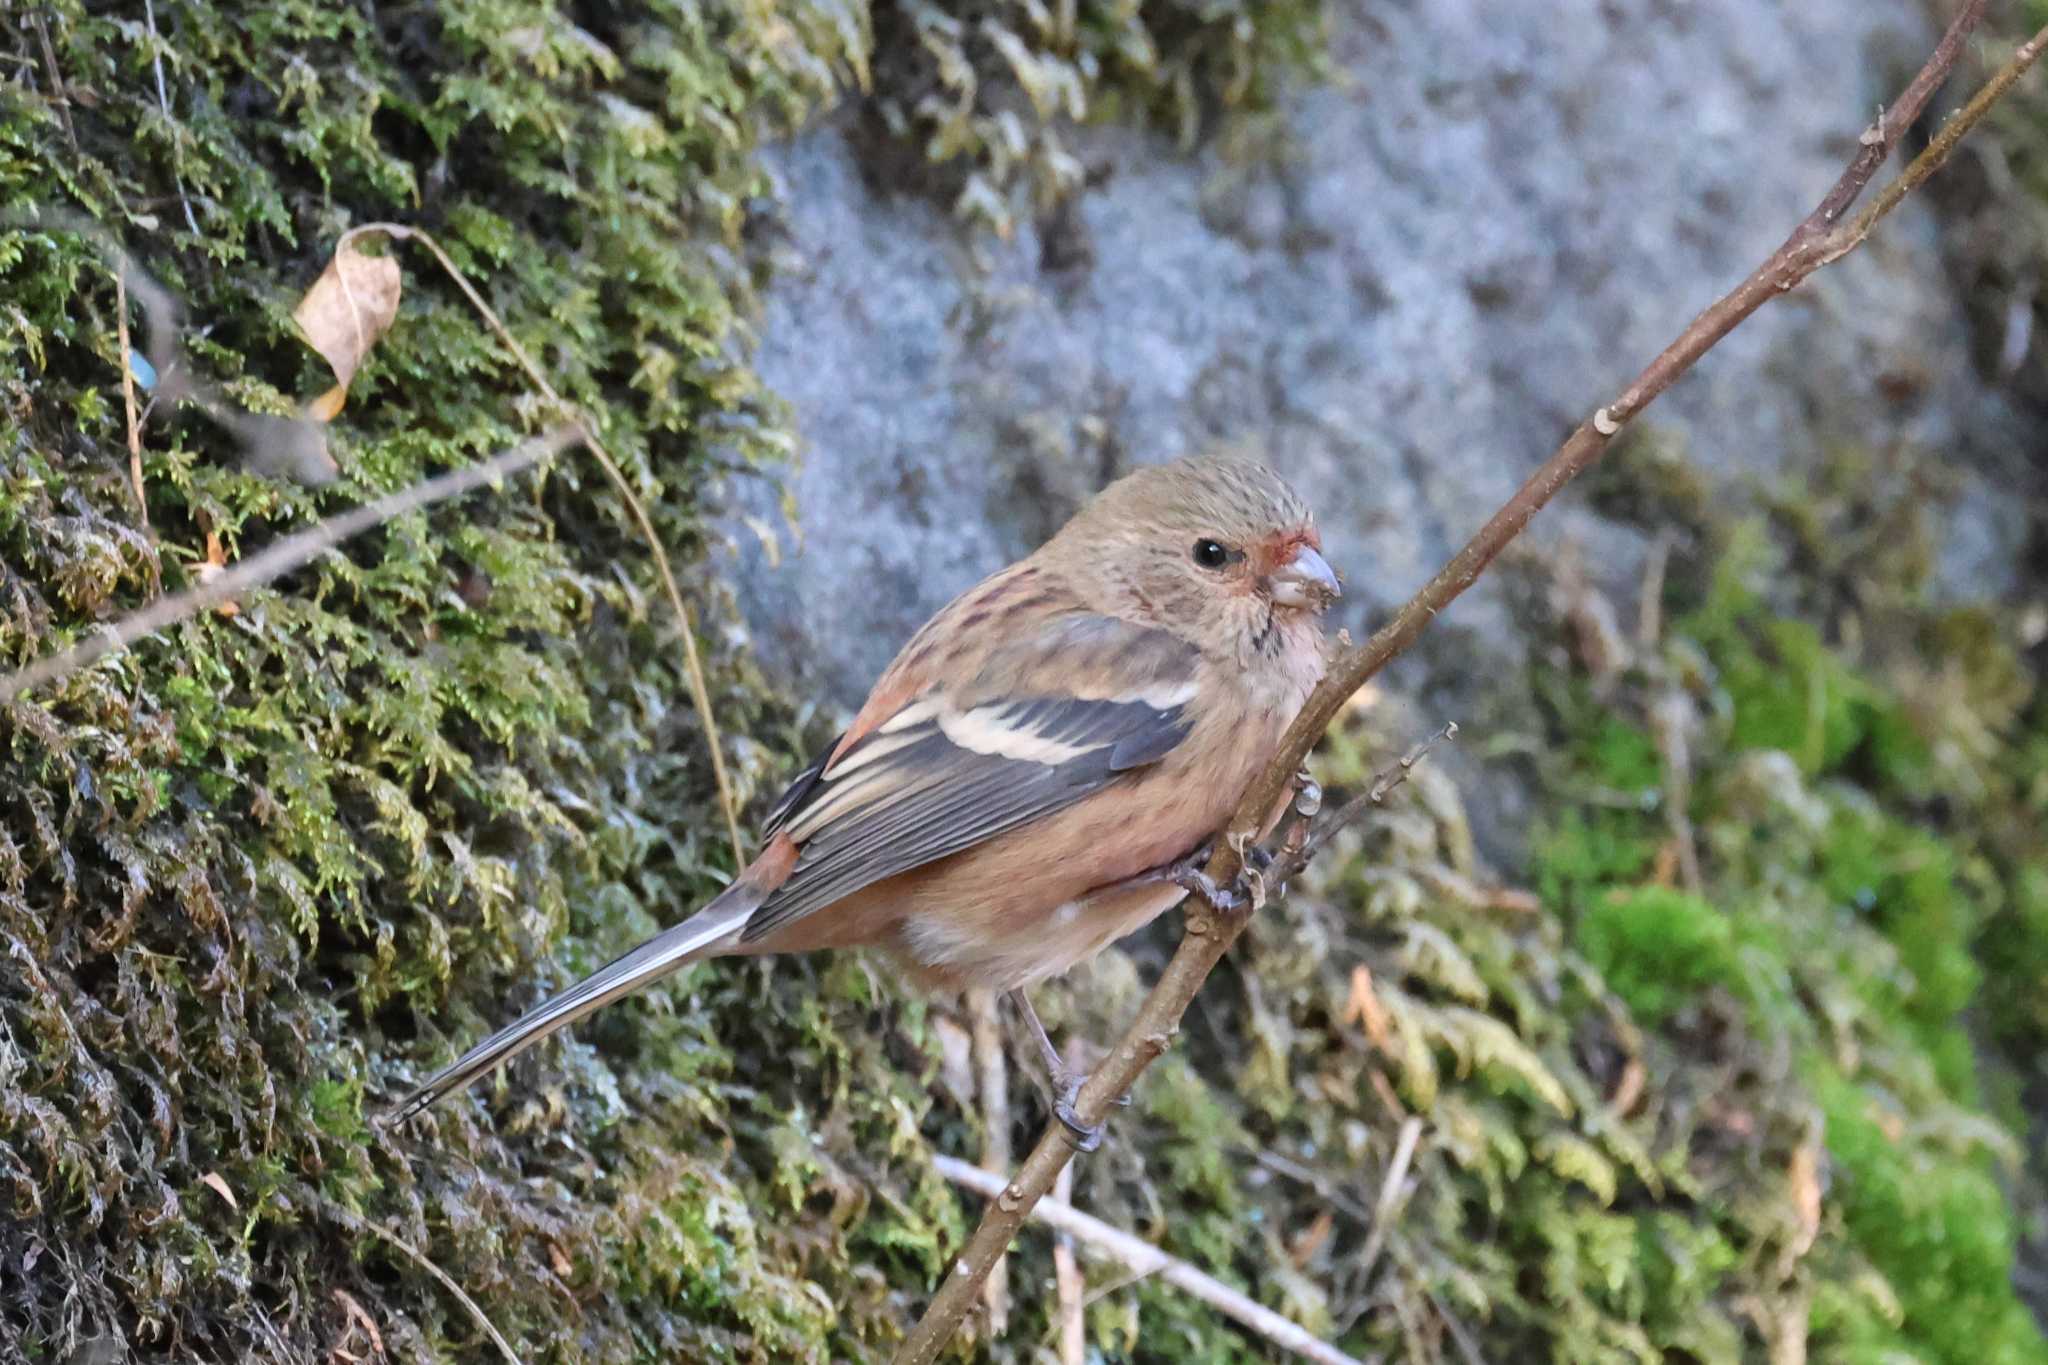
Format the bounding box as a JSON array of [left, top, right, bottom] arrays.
[[932, 1155, 1368, 1365], [359, 1222, 524, 1365], [967, 987, 1012, 1334], [113, 265, 148, 528], [0, 427, 582, 704], [1356, 1117, 1424, 1283], [1050, 1163, 1085, 1364], [893, 8, 2043, 1359], [335, 224, 745, 865]]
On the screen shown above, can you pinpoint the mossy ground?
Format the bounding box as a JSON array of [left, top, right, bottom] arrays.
[[5, 1, 2047, 1361]]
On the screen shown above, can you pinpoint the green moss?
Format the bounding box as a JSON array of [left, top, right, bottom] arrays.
[[1812, 1063, 2038, 1365], [1575, 887, 1754, 1024], [1, 0, 1346, 1356], [862, 0, 1328, 232], [1527, 489, 2046, 1363]]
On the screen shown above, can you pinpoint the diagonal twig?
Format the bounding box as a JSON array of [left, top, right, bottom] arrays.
[[0, 427, 582, 705], [932, 1155, 1370, 1365], [1356, 1116, 1423, 1284], [891, 7, 2042, 1359], [359, 1221, 525, 1365], [335, 223, 746, 865]]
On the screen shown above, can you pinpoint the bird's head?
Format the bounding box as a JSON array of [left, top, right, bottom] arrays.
[[1049, 455, 1340, 660]]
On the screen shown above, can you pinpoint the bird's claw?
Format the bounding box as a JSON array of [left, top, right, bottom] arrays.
[[1169, 862, 1247, 915], [1050, 1068, 1127, 1153]]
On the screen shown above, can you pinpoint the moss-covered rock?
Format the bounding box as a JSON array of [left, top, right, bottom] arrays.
[[0, 0, 1328, 1358], [6, 0, 2048, 1361]]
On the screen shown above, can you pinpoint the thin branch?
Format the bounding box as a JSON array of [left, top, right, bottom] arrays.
[[932, 1155, 1370, 1365], [0, 427, 582, 704], [1356, 1117, 1423, 1284], [359, 1221, 525, 1365], [113, 265, 149, 529], [1050, 1163, 1084, 1365], [141, 0, 200, 236], [1819, 22, 2048, 268], [968, 987, 1012, 1335], [336, 224, 746, 866], [890, 7, 2025, 1359]]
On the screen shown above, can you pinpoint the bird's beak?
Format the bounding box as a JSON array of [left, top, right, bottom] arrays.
[[1270, 544, 1341, 609]]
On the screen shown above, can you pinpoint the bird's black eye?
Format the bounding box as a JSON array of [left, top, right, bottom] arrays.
[[1192, 539, 1233, 569]]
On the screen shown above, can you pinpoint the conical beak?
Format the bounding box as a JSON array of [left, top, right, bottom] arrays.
[[1271, 544, 1341, 609]]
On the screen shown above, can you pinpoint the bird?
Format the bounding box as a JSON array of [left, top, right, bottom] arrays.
[[385, 454, 1340, 1141]]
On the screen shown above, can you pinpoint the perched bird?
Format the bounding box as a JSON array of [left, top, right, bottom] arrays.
[[387, 455, 1340, 1138]]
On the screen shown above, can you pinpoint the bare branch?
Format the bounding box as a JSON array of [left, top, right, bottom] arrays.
[[968, 987, 1012, 1334], [0, 427, 582, 705], [1356, 1117, 1424, 1284], [1285, 722, 1460, 880], [931, 1155, 1370, 1365], [890, 8, 2031, 1359]]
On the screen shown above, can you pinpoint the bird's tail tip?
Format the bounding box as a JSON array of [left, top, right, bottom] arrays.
[[376, 881, 764, 1126]]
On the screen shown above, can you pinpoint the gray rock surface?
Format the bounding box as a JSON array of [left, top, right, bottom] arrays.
[[715, 0, 2032, 841]]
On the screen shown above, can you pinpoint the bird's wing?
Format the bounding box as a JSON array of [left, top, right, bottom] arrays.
[[743, 611, 1200, 943]]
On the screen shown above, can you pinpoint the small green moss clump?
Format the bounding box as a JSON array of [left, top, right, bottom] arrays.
[[862, 0, 1328, 232]]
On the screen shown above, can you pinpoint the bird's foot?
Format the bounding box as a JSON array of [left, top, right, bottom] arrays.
[[1010, 990, 1128, 1152], [1052, 1068, 1103, 1152], [1166, 852, 1258, 916], [1049, 1066, 1131, 1153]]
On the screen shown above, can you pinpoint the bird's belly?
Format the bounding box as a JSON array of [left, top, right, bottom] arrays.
[[896, 877, 1189, 994]]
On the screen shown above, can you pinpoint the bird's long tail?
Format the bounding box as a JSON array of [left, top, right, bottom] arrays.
[[382, 879, 764, 1124]]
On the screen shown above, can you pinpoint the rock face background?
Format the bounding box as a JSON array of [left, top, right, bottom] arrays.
[[726, 0, 2032, 743]]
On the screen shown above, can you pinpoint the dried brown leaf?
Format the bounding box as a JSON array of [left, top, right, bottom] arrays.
[[295, 237, 401, 399], [1788, 1143, 1822, 1261], [199, 530, 240, 617], [198, 1170, 238, 1210], [1288, 1209, 1334, 1269], [305, 384, 349, 422], [1609, 1056, 1647, 1117]]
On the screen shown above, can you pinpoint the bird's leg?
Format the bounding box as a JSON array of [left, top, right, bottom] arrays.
[[1007, 990, 1125, 1152]]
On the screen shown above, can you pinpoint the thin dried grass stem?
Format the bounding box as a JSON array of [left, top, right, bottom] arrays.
[[337, 223, 748, 866], [113, 266, 148, 529], [360, 1221, 525, 1365]]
